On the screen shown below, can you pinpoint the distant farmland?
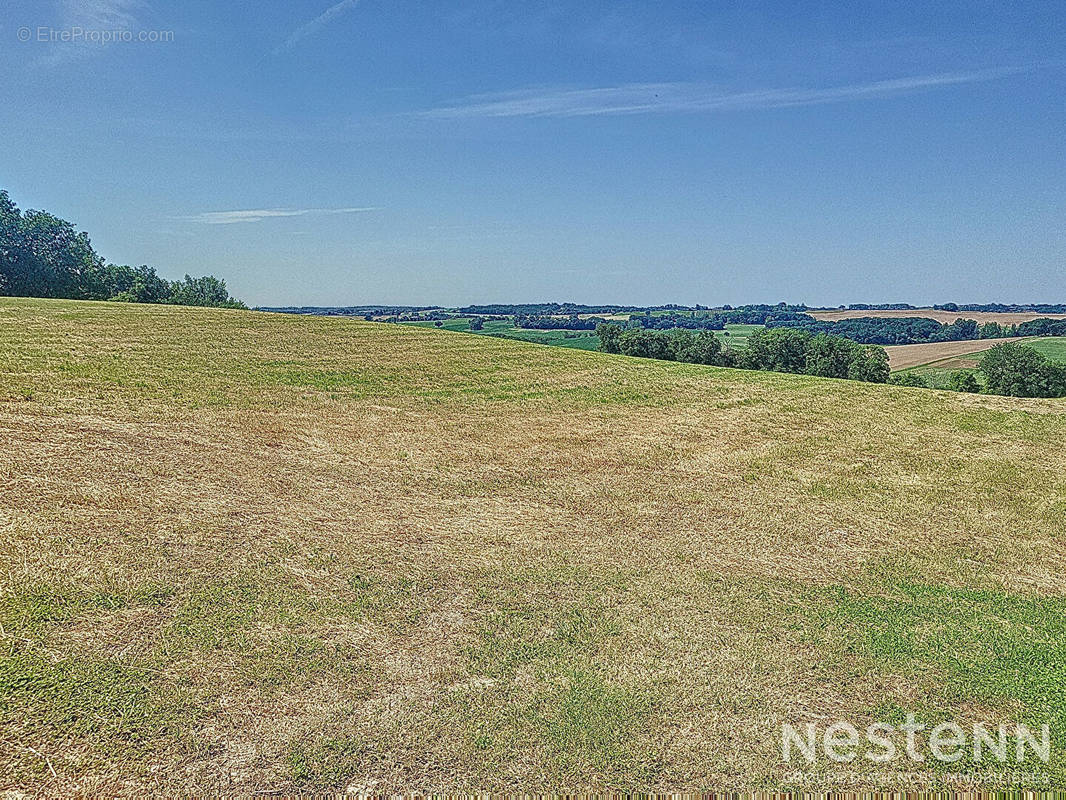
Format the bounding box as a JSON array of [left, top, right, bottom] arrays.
[[404, 317, 600, 349], [401, 317, 761, 352]]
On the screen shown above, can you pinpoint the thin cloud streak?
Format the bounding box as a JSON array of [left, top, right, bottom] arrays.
[[36, 0, 144, 66], [419, 67, 1034, 119], [273, 0, 362, 54], [185, 207, 379, 225]]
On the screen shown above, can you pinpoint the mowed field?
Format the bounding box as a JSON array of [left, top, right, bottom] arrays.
[[810, 308, 1066, 325], [3, 299, 1066, 793]]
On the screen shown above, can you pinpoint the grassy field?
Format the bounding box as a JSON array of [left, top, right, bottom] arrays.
[[2, 298, 1066, 793], [1028, 337, 1066, 363], [713, 323, 762, 349]]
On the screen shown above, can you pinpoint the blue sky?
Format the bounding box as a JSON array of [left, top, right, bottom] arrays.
[[2, 1, 1064, 307]]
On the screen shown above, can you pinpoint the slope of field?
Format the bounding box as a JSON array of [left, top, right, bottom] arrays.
[[2, 299, 1066, 794], [810, 308, 1066, 325], [884, 337, 1025, 370]]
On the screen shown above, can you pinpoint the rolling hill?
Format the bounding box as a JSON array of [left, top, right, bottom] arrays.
[[2, 298, 1065, 793]]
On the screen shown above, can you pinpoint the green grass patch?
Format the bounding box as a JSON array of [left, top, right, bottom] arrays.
[[288, 735, 368, 789], [1, 582, 174, 639], [1027, 337, 1066, 363], [819, 568, 1066, 773]]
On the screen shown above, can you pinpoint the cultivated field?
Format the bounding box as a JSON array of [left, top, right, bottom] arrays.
[[810, 308, 1066, 325], [897, 336, 1066, 389], [3, 299, 1066, 794], [883, 337, 1026, 370]]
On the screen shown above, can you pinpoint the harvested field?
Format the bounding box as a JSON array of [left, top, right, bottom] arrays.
[[810, 308, 1066, 324], [2, 298, 1066, 794], [884, 336, 1027, 370]]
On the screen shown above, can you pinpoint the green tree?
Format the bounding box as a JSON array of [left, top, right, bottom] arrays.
[[618, 329, 675, 360], [672, 329, 729, 365], [0, 191, 104, 299], [980, 343, 1065, 397], [847, 346, 891, 383], [947, 370, 980, 393], [741, 327, 812, 373], [595, 323, 623, 354], [0, 189, 246, 308], [167, 275, 246, 308], [85, 264, 172, 303], [804, 334, 856, 379], [936, 318, 980, 341]]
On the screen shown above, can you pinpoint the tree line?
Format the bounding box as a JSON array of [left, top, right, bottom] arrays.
[[0, 190, 245, 308], [518, 307, 1066, 346], [598, 324, 1066, 398], [596, 324, 891, 383], [933, 302, 1066, 314], [767, 315, 1066, 345], [514, 307, 817, 332]]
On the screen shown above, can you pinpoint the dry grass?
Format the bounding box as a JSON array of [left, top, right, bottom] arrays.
[[810, 308, 1066, 324], [2, 298, 1066, 794]]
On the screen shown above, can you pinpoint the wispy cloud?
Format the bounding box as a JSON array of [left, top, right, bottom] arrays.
[[273, 0, 362, 55], [36, 0, 144, 66], [63, 0, 141, 28], [185, 207, 379, 225], [419, 67, 1034, 119]]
